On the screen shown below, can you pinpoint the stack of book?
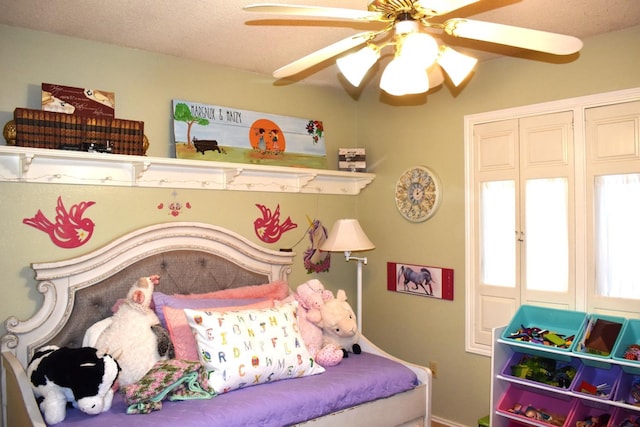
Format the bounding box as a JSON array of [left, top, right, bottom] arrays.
[[13, 108, 145, 156]]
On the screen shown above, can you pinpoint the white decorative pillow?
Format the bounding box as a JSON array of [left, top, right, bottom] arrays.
[[184, 302, 325, 394]]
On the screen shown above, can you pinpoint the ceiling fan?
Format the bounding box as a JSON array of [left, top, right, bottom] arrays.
[[244, 1, 583, 95]]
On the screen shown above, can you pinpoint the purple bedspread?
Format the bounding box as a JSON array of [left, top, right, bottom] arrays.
[[57, 352, 418, 427]]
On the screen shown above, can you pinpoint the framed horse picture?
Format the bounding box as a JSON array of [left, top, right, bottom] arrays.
[[387, 262, 454, 300]]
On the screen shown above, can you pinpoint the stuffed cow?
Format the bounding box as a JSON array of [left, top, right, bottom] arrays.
[[27, 345, 120, 425]]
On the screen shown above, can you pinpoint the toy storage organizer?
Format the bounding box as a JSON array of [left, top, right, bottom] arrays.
[[491, 306, 640, 427]]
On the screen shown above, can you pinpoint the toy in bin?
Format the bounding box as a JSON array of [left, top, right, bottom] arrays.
[[509, 354, 577, 388], [574, 413, 611, 427], [507, 325, 574, 349], [623, 344, 640, 360], [508, 403, 565, 426], [618, 415, 640, 427]]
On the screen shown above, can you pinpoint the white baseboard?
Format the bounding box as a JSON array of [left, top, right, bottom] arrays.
[[431, 415, 469, 427]]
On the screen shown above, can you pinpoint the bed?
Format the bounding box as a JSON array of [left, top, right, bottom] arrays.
[[1, 222, 432, 427]]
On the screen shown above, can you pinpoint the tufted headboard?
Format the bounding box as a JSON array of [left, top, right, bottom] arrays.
[[1, 222, 295, 368]]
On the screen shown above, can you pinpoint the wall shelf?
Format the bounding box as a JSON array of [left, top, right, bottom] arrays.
[[0, 146, 375, 194]]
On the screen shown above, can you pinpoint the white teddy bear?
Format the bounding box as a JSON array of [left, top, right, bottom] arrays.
[[92, 275, 174, 386]]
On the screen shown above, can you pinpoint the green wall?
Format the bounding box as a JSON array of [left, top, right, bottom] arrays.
[[1, 22, 640, 426], [357, 25, 640, 426], [0, 24, 361, 343]]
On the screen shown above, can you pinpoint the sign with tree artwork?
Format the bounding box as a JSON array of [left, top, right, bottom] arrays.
[[172, 100, 327, 169]]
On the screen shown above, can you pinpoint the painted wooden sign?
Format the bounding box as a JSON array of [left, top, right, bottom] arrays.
[[172, 100, 327, 169]]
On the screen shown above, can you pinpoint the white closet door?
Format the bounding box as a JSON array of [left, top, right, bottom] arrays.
[[586, 100, 640, 317], [470, 111, 574, 350]]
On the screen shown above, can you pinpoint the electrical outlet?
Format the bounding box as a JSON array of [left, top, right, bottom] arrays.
[[429, 360, 438, 379]]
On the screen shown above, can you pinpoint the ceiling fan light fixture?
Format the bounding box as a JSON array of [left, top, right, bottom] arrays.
[[437, 46, 478, 86], [380, 57, 429, 96], [399, 32, 439, 68], [337, 45, 381, 87]]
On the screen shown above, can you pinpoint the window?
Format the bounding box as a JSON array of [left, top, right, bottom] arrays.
[[464, 88, 640, 356]]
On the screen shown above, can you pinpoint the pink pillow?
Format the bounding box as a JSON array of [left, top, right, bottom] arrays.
[[172, 280, 290, 301], [165, 299, 274, 360]]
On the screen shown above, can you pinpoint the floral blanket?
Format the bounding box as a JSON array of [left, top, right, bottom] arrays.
[[122, 359, 215, 414]]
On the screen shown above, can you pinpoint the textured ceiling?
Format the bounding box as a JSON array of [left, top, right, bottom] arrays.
[[1, 0, 639, 89]]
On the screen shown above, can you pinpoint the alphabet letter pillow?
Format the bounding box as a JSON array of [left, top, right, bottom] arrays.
[[164, 299, 274, 361], [184, 301, 325, 394]]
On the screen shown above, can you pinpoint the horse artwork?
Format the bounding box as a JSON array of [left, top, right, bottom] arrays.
[[387, 262, 454, 301], [398, 265, 434, 296]]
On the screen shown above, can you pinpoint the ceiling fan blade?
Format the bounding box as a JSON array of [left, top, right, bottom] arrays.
[[243, 3, 385, 21], [443, 18, 583, 55], [273, 32, 374, 78], [416, 0, 479, 16]]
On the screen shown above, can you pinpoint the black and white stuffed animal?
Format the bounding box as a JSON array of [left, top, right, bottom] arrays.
[[27, 345, 120, 425]]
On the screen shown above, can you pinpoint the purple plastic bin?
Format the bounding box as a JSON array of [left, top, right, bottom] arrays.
[[497, 384, 575, 426], [570, 363, 621, 400], [502, 351, 581, 391], [613, 372, 640, 406]]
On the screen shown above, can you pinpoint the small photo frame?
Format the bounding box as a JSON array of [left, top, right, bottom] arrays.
[[387, 262, 454, 300]]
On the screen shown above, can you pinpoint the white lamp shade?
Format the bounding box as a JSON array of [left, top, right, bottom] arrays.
[[380, 57, 429, 96], [399, 32, 439, 69], [437, 46, 478, 86], [319, 219, 375, 252], [337, 45, 380, 87]]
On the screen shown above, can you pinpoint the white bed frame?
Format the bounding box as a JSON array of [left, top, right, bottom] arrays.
[[1, 222, 431, 427]]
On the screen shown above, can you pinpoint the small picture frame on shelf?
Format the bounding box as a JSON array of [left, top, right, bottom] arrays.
[[338, 148, 366, 172]]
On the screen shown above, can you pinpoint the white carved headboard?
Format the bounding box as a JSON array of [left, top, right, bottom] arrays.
[[1, 222, 295, 368]]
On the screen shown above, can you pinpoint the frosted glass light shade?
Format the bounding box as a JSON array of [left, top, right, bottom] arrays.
[[380, 57, 429, 96], [437, 46, 478, 86], [400, 32, 439, 68], [337, 46, 380, 87], [319, 219, 375, 252]]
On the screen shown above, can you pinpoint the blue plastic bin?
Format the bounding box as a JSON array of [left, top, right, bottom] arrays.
[[501, 305, 587, 352], [612, 319, 640, 368], [573, 314, 625, 359]]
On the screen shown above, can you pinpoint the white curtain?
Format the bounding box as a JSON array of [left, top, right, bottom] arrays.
[[481, 180, 516, 287], [595, 173, 640, 299], [525, 178, 569, 292]]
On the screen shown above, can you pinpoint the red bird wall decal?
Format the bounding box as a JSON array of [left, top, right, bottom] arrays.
[[23, 196, 96, 248], [254, 203, 297, 244]]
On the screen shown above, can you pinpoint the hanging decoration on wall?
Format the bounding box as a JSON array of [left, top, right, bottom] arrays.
[[172, 100, 327, 169], [387, 262, 454, 301], [254, 203, 297, 244], [23, 196, 96, 249], [303, 217, 331, 273], [157, 191, 192, 217]]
